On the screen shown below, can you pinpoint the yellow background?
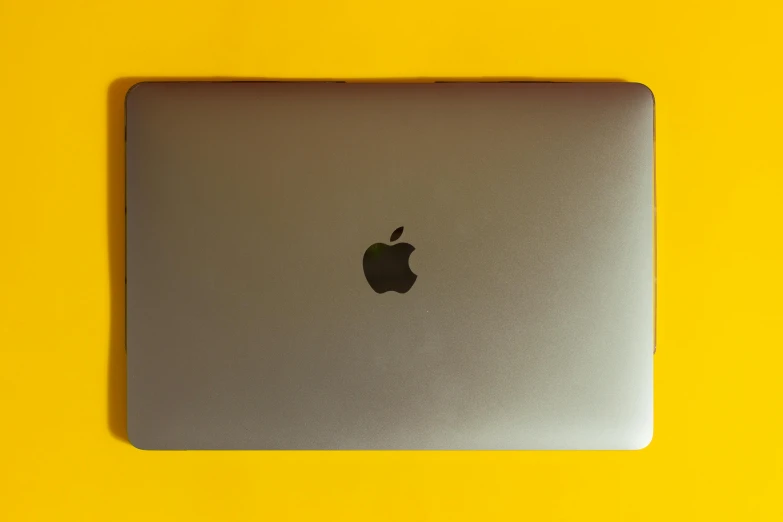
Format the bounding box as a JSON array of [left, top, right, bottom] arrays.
[[1, 0, 782, 520]]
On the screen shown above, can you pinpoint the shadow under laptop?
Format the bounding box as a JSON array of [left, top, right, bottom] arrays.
[[105, 75, 626, 444], [108, 79, 136, 442]]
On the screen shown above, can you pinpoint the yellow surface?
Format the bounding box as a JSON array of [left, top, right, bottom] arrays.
[[1, 0, 782, 519]]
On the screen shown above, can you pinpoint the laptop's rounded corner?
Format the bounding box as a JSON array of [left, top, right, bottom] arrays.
[[126, 422, 156, 451], [124, 81, 153, 108], [628, 81, 656, 106], [630, 425, 654, 451]]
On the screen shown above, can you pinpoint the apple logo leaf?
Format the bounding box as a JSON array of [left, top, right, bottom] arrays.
[[390, 226, 404, 242]]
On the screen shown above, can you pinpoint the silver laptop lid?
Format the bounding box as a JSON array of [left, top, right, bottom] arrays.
[[125, 82, 654, 449]]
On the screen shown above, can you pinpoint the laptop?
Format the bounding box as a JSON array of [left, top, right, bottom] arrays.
[[125, 82, 654, 450]]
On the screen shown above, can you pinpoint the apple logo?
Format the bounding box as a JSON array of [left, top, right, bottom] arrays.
[[362, 226, 417, 294]]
